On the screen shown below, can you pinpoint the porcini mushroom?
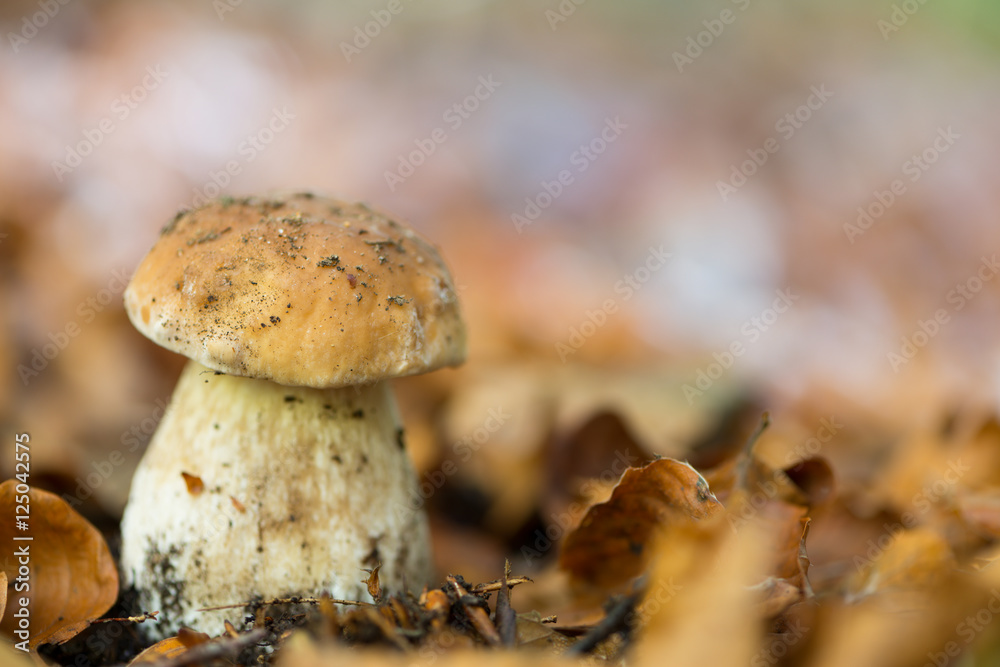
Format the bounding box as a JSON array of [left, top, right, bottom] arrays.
[[119, 193, 465, 637]]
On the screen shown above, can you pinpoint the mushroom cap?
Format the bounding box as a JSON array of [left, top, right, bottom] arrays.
[[125, 193, 466, 388]]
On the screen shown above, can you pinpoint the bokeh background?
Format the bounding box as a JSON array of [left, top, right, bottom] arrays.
[[2, 0, 999, 582]]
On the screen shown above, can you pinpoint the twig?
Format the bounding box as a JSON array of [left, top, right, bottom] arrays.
[[91, 611, 159, 624], [565, 589, 642, 656], [447, 575, 502, 647], [197, 596, 375, 612], [471, 575, 533, 594], [494, 561, 517, 647]]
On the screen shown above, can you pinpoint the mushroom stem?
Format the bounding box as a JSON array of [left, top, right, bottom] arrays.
[[120, 361, 430, 637]]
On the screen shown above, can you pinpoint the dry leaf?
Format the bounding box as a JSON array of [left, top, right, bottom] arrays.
[[546, 410, 654, 500], [128, 637, 188, 665], [515, 614, 574, 652], [558, 458, 724, 590], [0, 571, 7, 624], [0, 480, 119, 648], [752, 577, 802, 617], [176, 626, 212, 647], [634, 518, 771, 667], [363, 564, 382, 603], [783, 457, 836, 506], [848, 528, 954, 602]]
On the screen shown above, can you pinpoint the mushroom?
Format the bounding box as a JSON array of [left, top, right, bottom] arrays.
[[119, 193, 465, 637]]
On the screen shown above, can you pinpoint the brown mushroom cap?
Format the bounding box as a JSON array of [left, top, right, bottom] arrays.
[[125, 193, 466, 388]]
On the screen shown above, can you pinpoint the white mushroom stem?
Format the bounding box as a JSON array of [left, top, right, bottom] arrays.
[[120, 361, 430, 638]]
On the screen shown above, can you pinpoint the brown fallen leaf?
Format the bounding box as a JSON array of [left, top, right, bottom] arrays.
[[784, 457, 836, 506], [558, 458, 724, 591], [176, 626, 212, 648], [515, 614, 574, 652], [546, 410, 654, 504], [751, 576, 802, 618], [848, 528, 954, 602], [362, 563, 382, 603], [0, 571, 7, 623], [0, 480, 119, 649], [634, 517, 771, 667], [131, 628, 267, 666], [128, 637, 188, 665]]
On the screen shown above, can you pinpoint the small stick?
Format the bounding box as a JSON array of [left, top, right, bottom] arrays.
[[197, 596, 376, 612], [494, 561, 517, 647], [471, 575, 533, 594], [565, 590, 642, 656], [91, 611, 159, 624], [447, 576, 502, 647]]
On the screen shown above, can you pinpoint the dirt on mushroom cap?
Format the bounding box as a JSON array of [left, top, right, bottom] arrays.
[[124, 193, 466, 388]]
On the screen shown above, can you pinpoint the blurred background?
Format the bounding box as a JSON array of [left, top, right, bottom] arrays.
[[1, 0, 999, 582]]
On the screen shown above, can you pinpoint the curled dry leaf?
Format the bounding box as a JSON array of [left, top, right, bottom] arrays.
[[363, 564, 382, 602], [558, 458, 724, 590], [783, 457, 836, 506], [0, 480, 119, 648]]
